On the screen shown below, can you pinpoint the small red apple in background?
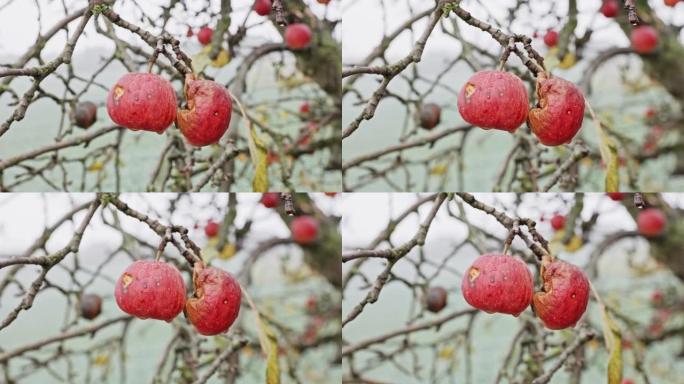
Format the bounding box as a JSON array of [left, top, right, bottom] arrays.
[[457, 71, 529, 132], [550, 214, 566, 230], [631, 26, 659, 54], [324, 192, 337, 197], [197, 26, 213, 45], [254, 0, 272, 16], [600, 0, 619, 17], [461, 253, 533, 316], [621, 379, 635, 384], [543, 30, 559, 47], [528, 74, 585, 146], [645, 107, 656, 119], [290, 215, 319, 245], [650, 289, 663, 305], [107, 73, 177, 133], [419, 103, 441, 129], [533, 259, 590, 330], [306, 295, 318, 314], [607, 192, 625, 201], [205, 220, 219, 237], [425, 286, 448, 313], [665, 0, 680, 7], [299, 102, 311, 114], [114, 260, 186, 321], [80, 293, 102, 320], [317, 0, 331, 4], [177, 74, 232, 147], [185, 263, 241, 335], [637, 208, 666, 237], [285, 23, 312, 50], [260, 192, 280, 208], [74, 101, 97, 128], [267, 151, 280, 166]]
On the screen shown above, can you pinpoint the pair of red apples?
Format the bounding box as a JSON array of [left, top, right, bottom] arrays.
[[115, 260, 241, 336], [107, 73, 231, 147], [433, 70, 585, 147], [462, 254, 590, 330]]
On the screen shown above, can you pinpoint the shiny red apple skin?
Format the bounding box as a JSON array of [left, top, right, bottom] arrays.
[[198, 27, 213, 45], [254, 0, 272, 16], [544, 30, 559, 47], [114, 260, 186, 322], [285, 23, 312, 50], [106, 73, 177, 133], [290, 215, 319, 245], [631, 26, 659, 54], [637, 208, 666, 237], [457, 71, 529, 132]]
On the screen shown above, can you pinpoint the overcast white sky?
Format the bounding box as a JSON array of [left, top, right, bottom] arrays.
[[0, 0, 338, 57]]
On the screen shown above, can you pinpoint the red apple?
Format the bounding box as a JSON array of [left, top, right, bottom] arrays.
[[544, 30, 559, 47], [528, 74, 585, 146], [260, 192, 280, 208], [533, 260, 590, 330], [637, 208, 666, 237], [80, 293, 102, 320], [185, 263, 241, 335], [74, 101, 98, 128], [665, 0, 680, 7], [550, 214, 566, 231], [299, 102, 311, 114], [205, 220, 219, 237], [461, 253, 533, 316], [285, 23, 312, 50], [197, 26, 213, 45], [254, 0, 272, 16], [600, 0, 619, 17], [177, 75, 232, 147], [290, 215, 319, 245], [419, 103, 441, 129], [107, 73, 177, 133], [114, 260, 186, 321], [457, 71, 529, 132], [607, 192, 625, 201], [324, 192, 337, 197], [631, 26, 659, 54], [317, 0, 331, 3]]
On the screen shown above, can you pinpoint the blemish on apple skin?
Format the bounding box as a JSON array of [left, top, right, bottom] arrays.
[[468, 267, 480, 282], [122, 273, 134, 289], [465, 83, 476, 97], [113, 85, 125, 102]]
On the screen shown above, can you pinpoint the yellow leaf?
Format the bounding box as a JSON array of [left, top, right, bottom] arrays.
[[597, 288, 623, 384], [218, 243, 236, 260], [247, 124, 269, 192], [589, 103, 620, 191], [564, 234, 583, 252], [265, 330, 280, 384], [558, 52, 577, 69], [210, 49, 231, 68], [92, 354, 109, 366], [87, 161, 104, 172], [430, 165, 447, 176], [438, 346, 455, 359], [241, 288, 280, 384]]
